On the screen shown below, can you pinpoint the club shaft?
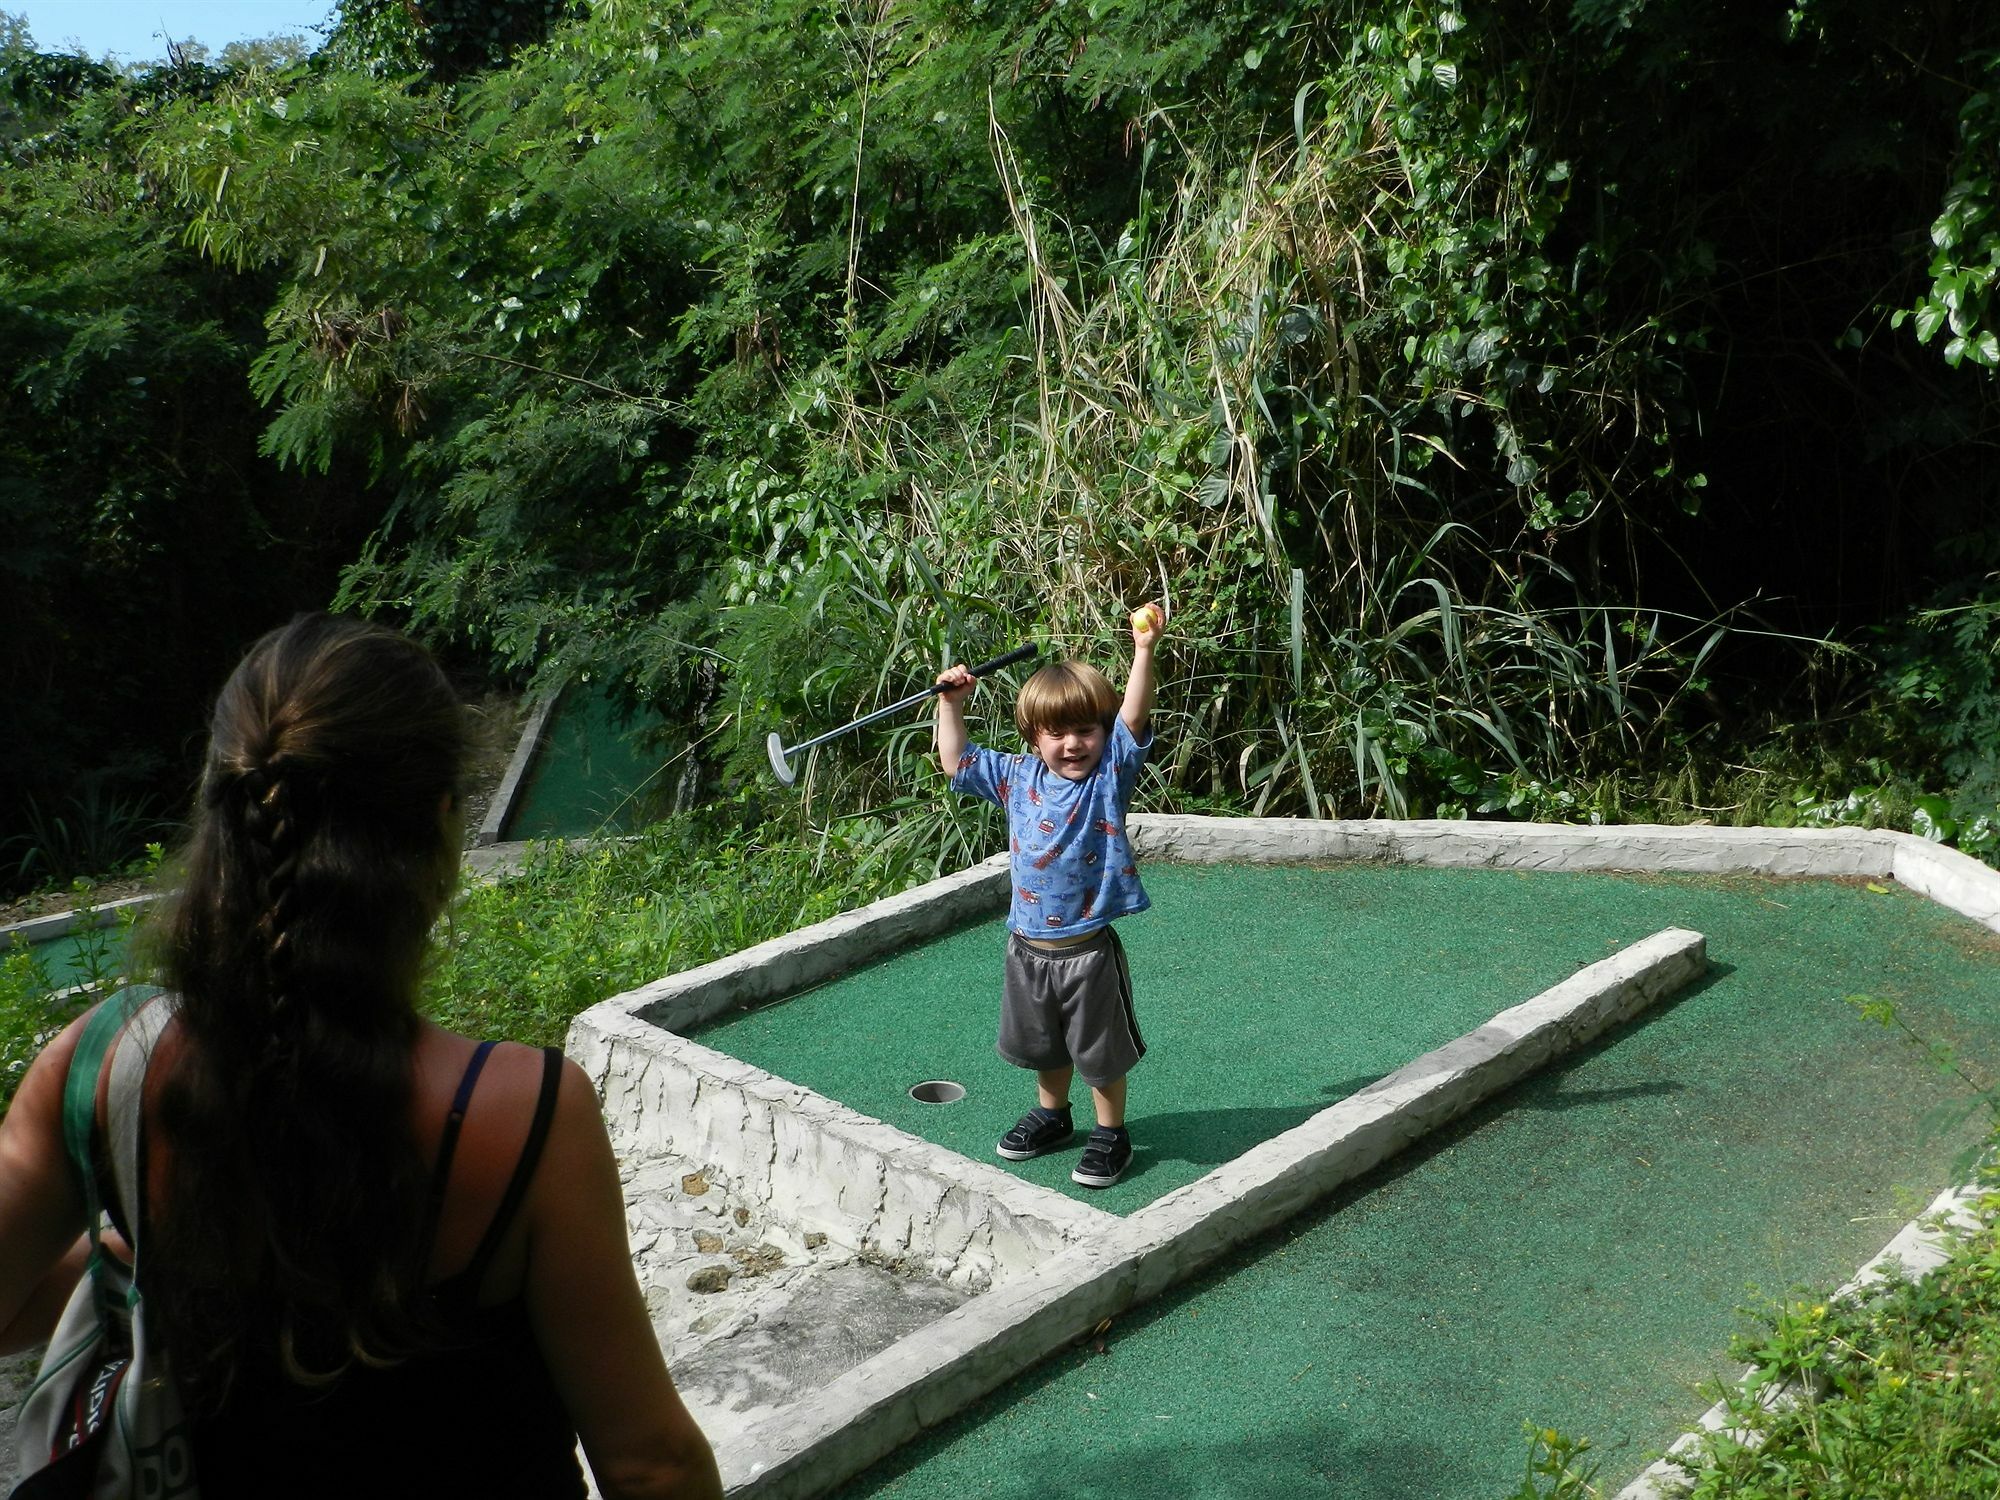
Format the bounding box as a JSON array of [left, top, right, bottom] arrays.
[[783, 643, 1036, 759]]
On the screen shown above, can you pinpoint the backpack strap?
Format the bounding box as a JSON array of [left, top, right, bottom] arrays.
[[61, 1004, 127, 1192], [60, 1000, 130, 1238], [57, 986, 164, 1317], [102, 991, 173, 1262]]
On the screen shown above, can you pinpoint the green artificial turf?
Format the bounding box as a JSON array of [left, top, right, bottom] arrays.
[[692, 861, 2000, 1497], [17, 924, 130, 991], [505, 687, 663, 840]]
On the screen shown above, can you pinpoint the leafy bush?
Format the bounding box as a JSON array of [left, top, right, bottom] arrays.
[[1670, 1202, 2000, 1499]]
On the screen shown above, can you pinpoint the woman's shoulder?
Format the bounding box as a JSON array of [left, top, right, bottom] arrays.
[[412, 1024, 573, 1119]]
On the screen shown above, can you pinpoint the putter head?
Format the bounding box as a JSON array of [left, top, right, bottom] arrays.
[[766, 731, 796, 786]]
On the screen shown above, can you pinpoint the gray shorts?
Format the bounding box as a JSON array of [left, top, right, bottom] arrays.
[[997, 926, 1145, 1087]]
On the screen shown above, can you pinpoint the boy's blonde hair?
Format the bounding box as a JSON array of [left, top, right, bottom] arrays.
[[1016, 661, 1119, 741]]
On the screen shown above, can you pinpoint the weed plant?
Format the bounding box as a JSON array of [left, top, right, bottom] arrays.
[[0, 877, 147, 1109], [1667, 1194, 2000, 1499], [424, 813, 914, 1048]]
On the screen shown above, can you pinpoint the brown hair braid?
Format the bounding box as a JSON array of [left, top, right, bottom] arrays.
[[151, 614, 470, 1407]]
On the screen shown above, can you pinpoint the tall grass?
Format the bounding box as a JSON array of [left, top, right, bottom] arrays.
[[702, 69, 1728, 844], [423, 812, 917, 1047]]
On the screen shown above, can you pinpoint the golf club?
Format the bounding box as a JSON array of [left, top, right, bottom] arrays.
[[766, 643, 1038, 785]]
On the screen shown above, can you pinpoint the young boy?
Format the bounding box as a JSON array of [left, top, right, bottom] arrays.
[[934, 604, 1165, 1188]]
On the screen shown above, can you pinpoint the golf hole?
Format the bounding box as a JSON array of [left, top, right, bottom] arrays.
[[909, 1080, 966, 1105]]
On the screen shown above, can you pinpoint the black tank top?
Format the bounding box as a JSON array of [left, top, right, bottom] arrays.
[[190, 1044, 587, 1498]]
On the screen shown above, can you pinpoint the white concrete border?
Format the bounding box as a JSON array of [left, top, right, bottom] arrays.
[[616, 856, 1009, 1034], [565, 813, 2000, 1498], [713, 930, 1706, 1498], [572, 999, 1112, 1290], [0, 893, 156, 948], [1128, 815, 1902, 883]]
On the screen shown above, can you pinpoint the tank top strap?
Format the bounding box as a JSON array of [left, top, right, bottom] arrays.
[[458, 1047, 564, 1293], [426, 1039, 497, 1233]]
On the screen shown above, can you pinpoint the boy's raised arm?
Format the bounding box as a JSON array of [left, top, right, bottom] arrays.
[[935, 664, 976, 775], [1121, 602, 1165, 738]]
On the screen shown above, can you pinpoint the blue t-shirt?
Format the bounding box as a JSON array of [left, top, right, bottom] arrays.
[[951, 716, 1153, 937]]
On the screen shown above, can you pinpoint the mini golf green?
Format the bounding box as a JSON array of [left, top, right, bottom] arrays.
[[688, 861, 2000, 1496], [11, 925, 130, 993], [504, 687, 664, 840]]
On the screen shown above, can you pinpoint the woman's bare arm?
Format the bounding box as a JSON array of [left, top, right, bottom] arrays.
[[524, 1059, 721, 1500], [0, 1016, 91, 1355]]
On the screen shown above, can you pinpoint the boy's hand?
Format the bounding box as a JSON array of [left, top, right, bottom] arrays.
[[1129, 601, 1167, 650], [936, 664, 977, 705]]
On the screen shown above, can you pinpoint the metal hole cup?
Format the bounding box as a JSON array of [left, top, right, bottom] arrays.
[[908, 1080, 966, 1104]]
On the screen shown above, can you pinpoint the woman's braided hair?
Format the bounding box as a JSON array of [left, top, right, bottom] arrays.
[[153, 613, 469, 1407]]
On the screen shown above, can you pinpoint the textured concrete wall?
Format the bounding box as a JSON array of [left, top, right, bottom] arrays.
[[0, 892, 157, 946], [571, 1001, 1108, 1290], [1128, 814, 1899, 880]]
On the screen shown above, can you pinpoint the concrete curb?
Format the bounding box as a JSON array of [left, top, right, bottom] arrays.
[[0, 893, 157, 948], [1119, 928, 1706, 1293], [713, 930, 1706, 1498], [1615, 1180, 1990, 1499], [476, 685, 565, 847], [611, 856, 1010, 1035], [572, 1001, 1111, 1289], [1127, 814, 1900, 882], [561, 812, 2000, 1497]]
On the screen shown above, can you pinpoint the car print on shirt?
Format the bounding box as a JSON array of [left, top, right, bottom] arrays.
[[1097, 819, 1121, 837], [1083, 850, 1099, 866], [1045, 912, 1066, 927], [997, 778, 1010, 802], [957, 752, 976, 772], [1032, 848, 1056, 871], [1122, 865, 1136, 877], [1037, 818, 1056, 834], [1016, 888, 1040, 904], [1079, 892, 1096, 920], [1027, 787, 1041, 806]]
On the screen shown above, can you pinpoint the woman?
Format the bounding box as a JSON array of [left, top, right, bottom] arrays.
[[0, 615, 720, 1498]]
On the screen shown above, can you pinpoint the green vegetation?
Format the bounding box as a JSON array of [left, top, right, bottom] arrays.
[[0, 874, 152, 1107], [1664, 1193, 2000, 1500], [6, 1, 2000, 1487], [1509, 1184, 2000, 1498], [425, 811, 913, 1046], [5, 1, 2000, 887]]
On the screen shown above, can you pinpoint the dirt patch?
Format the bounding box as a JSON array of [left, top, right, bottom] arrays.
[[0, 875, 156, 930]]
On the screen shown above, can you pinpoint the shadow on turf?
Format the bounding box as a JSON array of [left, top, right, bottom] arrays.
[[832, 973, 1727, 1499], [1125, 1075, 1386, 1175], [827, 1361, 1524, 1500], [1518, 1078, 1685, 1111]]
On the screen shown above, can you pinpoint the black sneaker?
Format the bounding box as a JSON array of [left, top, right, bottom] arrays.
[[1071, 1126, 1132, 1188], [996, 1108, 1074, 1161]]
